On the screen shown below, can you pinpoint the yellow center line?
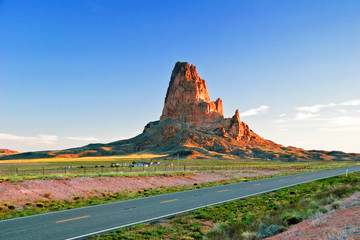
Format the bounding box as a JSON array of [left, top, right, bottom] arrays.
[[278, 179, 285, 181], [217, 189, 229, 193], [56, 215, 90, 224], [160, 199, 178, 204], [253, 183, 261, 186]]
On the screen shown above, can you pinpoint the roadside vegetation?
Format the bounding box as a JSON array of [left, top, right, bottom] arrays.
[[90, 172, 360, 240]]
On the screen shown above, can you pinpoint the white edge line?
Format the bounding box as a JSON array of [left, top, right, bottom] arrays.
[[0, 166, 357, 225], [65, 167, 360, 240]]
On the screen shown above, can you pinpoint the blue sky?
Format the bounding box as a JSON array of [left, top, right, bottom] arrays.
[[1, 0, 360, 153]]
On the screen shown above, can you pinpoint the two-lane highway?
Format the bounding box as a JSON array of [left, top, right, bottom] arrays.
[[1, 166, 359, 240]]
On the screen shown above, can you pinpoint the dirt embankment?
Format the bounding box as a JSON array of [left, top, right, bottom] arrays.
[[267, 192, 360, 240], [0, 171, 278, 207]]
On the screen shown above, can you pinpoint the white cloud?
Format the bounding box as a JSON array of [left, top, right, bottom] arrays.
[[240, 105, 269, 117], [274, 98, 360, 141], [64, 136, 100, 141], [336, 109, 347, 114], [327, 116, 360, 127], [295, 112, 320, 120], [319, 127, 360, 132], [0, 133, 58, 145], [295, 99, 360, 115], [341, 99, 360, 106], [276, 119, 290, 123], [295, 103, 336, 113], [277, 99, 360, 123]]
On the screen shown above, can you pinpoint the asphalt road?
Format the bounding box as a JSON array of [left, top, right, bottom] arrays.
[[1, 166, 359, 240]]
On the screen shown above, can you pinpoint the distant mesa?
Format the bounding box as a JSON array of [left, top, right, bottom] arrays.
[[1, 62, 359, 161]]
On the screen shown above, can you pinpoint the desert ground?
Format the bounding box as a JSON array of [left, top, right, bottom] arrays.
[[267, 192, 360, 240], [0, 170, 279, 207]]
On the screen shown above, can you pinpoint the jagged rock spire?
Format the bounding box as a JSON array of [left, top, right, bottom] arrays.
[[160, 62, 224, 126], [159, 61, 259, 142]]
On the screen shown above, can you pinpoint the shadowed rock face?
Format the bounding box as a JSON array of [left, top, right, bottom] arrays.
[[2, 62, 359, 161]]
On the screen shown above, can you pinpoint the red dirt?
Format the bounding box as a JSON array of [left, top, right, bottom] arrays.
[[267, 192, 360, 240], [0, 171, 278, 207]]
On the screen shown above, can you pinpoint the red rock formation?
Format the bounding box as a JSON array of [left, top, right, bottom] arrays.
[[160, 62, 224, 126], [4, 61, 357, 161], [161, 61, 259, 142]]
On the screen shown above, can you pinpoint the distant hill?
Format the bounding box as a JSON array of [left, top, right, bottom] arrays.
[[0, 149, 20, 157], [1, 62, 359, 161]]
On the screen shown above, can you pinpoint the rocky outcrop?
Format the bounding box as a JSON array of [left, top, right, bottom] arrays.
[[160, 61, 260, 143], [211, 110, 258, 141], [160, 62, 224, 127]]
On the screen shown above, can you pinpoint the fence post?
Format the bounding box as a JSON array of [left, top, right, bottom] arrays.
[[43, 166, 45, 175], [16, 167, 18, 175], [65, 167, 67, 174], [184, 165, 186, 171], [84, 167, 86, 174]]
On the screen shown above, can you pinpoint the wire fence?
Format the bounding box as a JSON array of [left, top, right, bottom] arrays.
[[0, 161, 346, 176]]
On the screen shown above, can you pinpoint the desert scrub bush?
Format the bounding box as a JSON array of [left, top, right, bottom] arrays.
[[43, 193, 51, 198], [73, 195, 82, 201], [256, 223, 285, 238], [282, 211, 302, 225], [331, 201, 342, 210], [36, 202, 44, 208], [7, 205, 16, 210]]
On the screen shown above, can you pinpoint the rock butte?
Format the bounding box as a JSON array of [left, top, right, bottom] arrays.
[[1, 62, 359, 161], [160, 61, 257, 141]]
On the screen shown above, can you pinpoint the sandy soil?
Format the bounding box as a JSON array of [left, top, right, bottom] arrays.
[[0, 171, 278, 207], [267, 192, 360, 240]]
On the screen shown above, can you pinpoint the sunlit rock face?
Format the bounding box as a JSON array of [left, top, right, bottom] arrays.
[[160, 61, 259, 142], [160, 61, 224, 127], [211, 109, 259, 142]]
